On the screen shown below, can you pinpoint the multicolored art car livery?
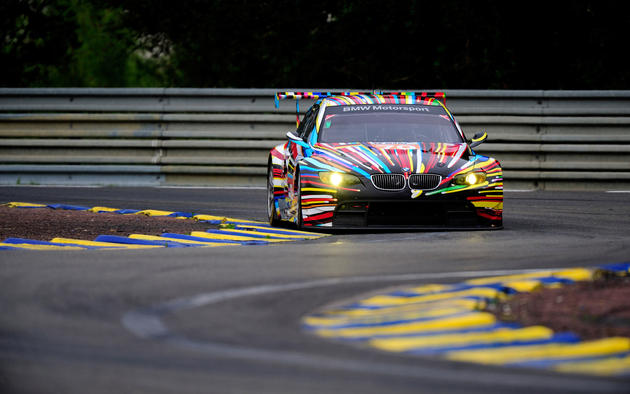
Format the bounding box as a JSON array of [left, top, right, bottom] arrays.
[[267, 92, 503, 229]]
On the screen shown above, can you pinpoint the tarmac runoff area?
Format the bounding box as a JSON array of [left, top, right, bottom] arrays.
[[0, 201, 327, 250], [2, 189, 630, 392], [302, 264, 630, 376], [14, 199, 622, 378]]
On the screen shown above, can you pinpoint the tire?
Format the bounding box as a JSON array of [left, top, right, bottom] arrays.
[[267, 162, 281, 226], [295, 169, 304, 229]]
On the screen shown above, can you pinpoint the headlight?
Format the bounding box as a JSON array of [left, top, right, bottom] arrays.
[[452, 171, 487, 186], [319, 172, 361, 187]]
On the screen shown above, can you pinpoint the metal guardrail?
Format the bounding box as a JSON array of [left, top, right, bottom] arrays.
[[1, 88, 629, 190]]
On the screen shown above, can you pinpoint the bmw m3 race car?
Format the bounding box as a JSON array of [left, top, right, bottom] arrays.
[[267, 91, 503, 229]]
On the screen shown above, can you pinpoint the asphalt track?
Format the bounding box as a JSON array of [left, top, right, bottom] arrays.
[[1, 186, 629, 393]]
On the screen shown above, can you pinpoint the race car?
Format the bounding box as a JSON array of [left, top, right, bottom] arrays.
[[267, 91, 503, 229]]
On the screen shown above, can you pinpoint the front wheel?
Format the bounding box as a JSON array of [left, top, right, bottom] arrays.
[[295, 170, 304, 229], [267, 163, 281, 226]]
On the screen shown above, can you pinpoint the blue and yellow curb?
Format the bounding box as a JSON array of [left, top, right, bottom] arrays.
[[1, 202, 328, 250], [302, 264, 630, 376]]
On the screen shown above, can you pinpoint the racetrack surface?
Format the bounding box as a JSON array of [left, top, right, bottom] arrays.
[[1, 186, 629, 393]]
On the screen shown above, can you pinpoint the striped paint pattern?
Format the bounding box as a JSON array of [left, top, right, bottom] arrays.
[[269, 92, 504, 228], [1, 202, 327, 250], [303, 264, 630, 376]]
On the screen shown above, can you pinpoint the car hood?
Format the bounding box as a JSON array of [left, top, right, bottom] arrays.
[[307, 142, 471, 177]]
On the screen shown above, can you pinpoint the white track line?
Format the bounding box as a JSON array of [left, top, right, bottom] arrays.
[[124, 268, 554, 338], [120, 267, 620, 392]]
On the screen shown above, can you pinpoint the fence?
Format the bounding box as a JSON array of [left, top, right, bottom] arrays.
[[1, 88, 629, 190]]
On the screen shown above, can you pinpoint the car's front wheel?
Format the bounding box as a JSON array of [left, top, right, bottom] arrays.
[[295, 169, 304, 229], [267, 161, 281, 226]]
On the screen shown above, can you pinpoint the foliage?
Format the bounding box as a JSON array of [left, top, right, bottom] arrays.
[[1, 0, 76, 86], [1, 0, 629, 89], [0, 0, 169, 86]]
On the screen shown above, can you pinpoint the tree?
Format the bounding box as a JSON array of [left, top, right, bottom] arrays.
[[2, 0, 629, 88], [0, 0, 169, 87]]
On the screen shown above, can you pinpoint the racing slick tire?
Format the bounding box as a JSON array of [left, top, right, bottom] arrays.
[[296, 168, 304, 229], [267, 161, 282, 226]]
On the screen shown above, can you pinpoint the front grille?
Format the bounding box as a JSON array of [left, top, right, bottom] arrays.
[[409, 174, 442, 190], [367, 201, 479, 226], [371, 173, 442, 191], [371, 174, 405, 191]]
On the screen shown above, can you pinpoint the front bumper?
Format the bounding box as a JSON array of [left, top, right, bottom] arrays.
[[301, 181, 503, 230], [332, 196, 501, 229]]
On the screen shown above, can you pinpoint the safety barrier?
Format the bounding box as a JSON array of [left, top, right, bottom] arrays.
[[1, 89, 629, 189]]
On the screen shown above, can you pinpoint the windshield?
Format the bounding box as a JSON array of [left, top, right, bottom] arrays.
[[318, 104, 463, 143]]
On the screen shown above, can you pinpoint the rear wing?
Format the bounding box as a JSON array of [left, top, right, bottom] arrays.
[[275, 91, 445, 107], [275, 91, 446, 126]]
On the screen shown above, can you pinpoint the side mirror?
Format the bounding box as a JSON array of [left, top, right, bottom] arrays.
[[468, 132, 487, 148], [286, 131, 310, 148]]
